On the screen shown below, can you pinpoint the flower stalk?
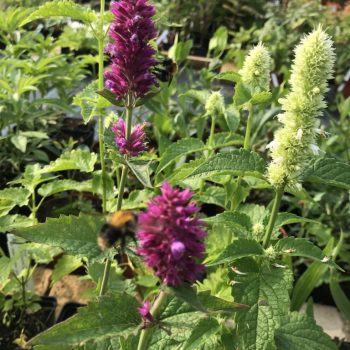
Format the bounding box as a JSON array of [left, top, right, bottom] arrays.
[[98, 0, 107, 214], [262, 186, 284, 248], [137, 291, 168, 350]]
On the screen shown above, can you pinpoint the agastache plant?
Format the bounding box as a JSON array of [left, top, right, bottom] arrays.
[[263, 26, 335, 248], [267, 26, 335, 189], [99, 0, 157, 296]]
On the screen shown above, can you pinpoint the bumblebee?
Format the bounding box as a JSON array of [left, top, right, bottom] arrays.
[[153, 57, 178, 86], [97, 211, 137, 252]]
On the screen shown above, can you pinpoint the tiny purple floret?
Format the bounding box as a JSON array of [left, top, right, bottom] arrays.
[[137, 183, 206, 286], [111, 118, 146, 156], [137, 301, 153, 322]]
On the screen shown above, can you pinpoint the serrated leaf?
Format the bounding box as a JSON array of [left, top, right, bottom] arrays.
[[167, 158, 206, 184], [183, 318, 221, 350], [224, 105, 240, 132], [291, 239, 334, 311], [233, 82, 251, 108], [186, 150, 267, 180], [51, 255, 83, 285], [211, 132, 244, 148], [156, 138, 205, 174], [97, 88, 124, 108], [215, 71, 241, 83], [206, 239, 264, 266], [250, 91, 272, 105], [15, 215, 106, 262], [180, 90, 211, 105], [274, 312, 337, 350], [42, 149, 97, 173], [0, 215, 33, 233], [303, 157, 350, 190], [274, 212, 317, 231], [126, 159, 153, 188], [274, 237, 340, 269], [204, 211, 252, 237], [196, 186, 226, 207], [30, 294, 140, 348], [0, 188, 30, 217], [38, 179, 93, 197], [21, 0, 97, 26], [73, 81, 99, 123], [233, 260, 293, 350]]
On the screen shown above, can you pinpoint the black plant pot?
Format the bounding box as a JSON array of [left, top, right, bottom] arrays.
[[56, 302, 85, 323]]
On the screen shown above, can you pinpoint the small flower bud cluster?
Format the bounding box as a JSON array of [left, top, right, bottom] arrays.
[[205, 91, 225, 116], [239, 43, 272, 93], [267, 26, 335, 188]]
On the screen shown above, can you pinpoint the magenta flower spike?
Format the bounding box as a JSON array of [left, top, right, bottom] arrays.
[[111, 118, 147, 156], [104, 0, 158, 101], [137, 183, 206, 286]]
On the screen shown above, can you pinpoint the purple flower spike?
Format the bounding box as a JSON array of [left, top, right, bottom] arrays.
[[137, 183, 206, 286], [138, 301, 153, 322], [104, 0, 158, 101], [112, 118, 147, 156]]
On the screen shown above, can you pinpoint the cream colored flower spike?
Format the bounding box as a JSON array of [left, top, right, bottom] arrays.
[[267, 26, 335, 189]]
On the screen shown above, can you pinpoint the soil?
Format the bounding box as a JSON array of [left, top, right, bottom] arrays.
[[0, 299, 56, 350]]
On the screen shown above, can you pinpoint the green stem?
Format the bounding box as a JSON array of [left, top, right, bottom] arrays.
[[98, 0, 107, 214], [208, 114, 216, 153], [262, 186, 284, 248], [137, 291, 168, 350], [99, 95, 134, 296], [230, 104, 253, 210], [244, 104, 253, 150]]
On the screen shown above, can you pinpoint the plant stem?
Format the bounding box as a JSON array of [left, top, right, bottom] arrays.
[[99, 96, 134, 296], [98, 0, 107, 214], [137, 291, 168, 350], [208, 114, 216, 155], [230, 104, 253, 210], [262, 186, 285, 248], [244, 104, 253, 150]]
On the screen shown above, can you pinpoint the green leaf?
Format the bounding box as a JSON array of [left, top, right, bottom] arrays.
[[42, 149, 97, 173], [208, 26, 228, 56], [233, 260, 293, 350], [15, 215, 107, 262], [0, 188, 30, 217], [11, 134, 27, 153], [157, 138, 205, 174], [303, 157, 350, 190], [204, 211, 252, 237], [126, 159, 153, 188], [38, 179, 93, 197], [330, 278, 350, 321], [274, 312, 337, 350], [0, 215, 33, 233], [250, 91, 272, 105], [206, 239, 264, 266], [180, 90, 211, 105], [30, 294, 140, 348], [186, 149, 267, 180], [274, 212, 317, 231], [96, 88, 123, 108], [274, 237, 340, 269], [196, 186, 226, 208], [211, 132, 243, 148], [291, 239, 334, 311], [183, 318, 221, 350], [51, 255, 83, 285], [73, 81, 100, 123], [215, 71, 241, 83], [21, 0, 97, 26], [224, 105, 240, 132], [233, 82, 251, 108]]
